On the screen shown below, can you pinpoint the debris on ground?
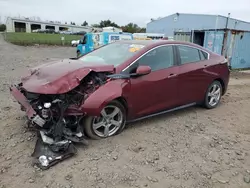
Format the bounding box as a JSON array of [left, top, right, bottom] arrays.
[[243, 176, 250, 183]]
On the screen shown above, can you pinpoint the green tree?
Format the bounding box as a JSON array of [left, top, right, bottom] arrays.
[[0, 24, 6, 32], [81, 21, 88, 26], [91, 24, 100, 28], [92, 20, 120, 28], [138, 27, 146, 33], [122, 23, 140, 33], [100, 19, 120, 28], [91, 20, 146, 33]]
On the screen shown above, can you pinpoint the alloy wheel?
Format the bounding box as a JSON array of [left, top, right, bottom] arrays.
[[92, 105, 123, 138], [207, 83, 221, 107]]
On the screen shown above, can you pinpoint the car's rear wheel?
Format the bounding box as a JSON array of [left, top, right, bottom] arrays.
[[84, 100, 126, 140], [204, 80, 222, 109]]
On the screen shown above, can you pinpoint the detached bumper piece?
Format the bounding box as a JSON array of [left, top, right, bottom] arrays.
[[32, 131, 77, 170], [10, 85, 88, 170]]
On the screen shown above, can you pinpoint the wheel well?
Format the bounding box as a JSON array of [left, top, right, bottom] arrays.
[[214, 78, 225, 95], [115, 97, 128, 115]]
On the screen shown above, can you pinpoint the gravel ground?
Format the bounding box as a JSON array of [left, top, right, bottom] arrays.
[[0, 34, 250, 188]]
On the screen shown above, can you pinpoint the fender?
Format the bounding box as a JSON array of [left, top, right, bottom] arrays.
[[81, 79, 130, 116]]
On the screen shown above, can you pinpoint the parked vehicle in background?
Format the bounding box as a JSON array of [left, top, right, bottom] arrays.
[[31, 29, 58, 34], [59, 30, 73, 35], [71, 39, 80, 47], [147, 33, 165, 40], [161, 36, 174, 40], [102, 26, 123, 33], [133, 33, 165, 40], [134, 37, 152, 40], [76, 32, 133, 57], [32, 29, 40, 33], [45, 29, 58, 34], [10, 40, 230, 141], [31, 29, 87, 36], [73, 31, 87, 35]]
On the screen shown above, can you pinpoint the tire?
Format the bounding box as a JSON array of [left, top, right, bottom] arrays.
[[77, 51, 80, 57], [84, 100, 127, 140], [203, 80, 222, 109]]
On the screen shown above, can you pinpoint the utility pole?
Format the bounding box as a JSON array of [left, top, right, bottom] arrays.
[[222, 13, 231, 57], [225, 13, 230, 29]]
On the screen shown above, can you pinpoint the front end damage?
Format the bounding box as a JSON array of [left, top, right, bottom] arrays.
[[10, 71, 109, 169]]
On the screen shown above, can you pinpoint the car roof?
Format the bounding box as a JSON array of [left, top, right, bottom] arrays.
[[116, 40, 207, 50], [117, 40, 160, 45]]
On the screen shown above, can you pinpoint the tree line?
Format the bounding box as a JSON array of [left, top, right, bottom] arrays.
[[80, 19, 146, 33]]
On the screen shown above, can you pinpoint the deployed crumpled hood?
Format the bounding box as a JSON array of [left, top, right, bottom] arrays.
[[21, 59, 115, 94]]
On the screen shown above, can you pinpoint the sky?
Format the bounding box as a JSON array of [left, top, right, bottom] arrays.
[[0, 0, 250, 27]]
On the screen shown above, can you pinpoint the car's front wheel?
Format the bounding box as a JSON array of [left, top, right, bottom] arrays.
[[77, 51, 81, 57], [84, 100, 126, 140], [204, 80, 222, 109]]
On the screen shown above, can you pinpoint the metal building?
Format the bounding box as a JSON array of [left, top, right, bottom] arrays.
[[6, 17, 94, 33], [147, 13, 250, 38], [203, 29, 250, 69], [147, 13, 250, 69]]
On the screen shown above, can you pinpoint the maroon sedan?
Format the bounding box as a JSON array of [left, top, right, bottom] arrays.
[[10, 40, 230, 141]]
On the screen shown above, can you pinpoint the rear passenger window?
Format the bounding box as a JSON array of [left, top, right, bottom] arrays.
[[199, 50, 206, 61], [201, 51, 208, 59], [199, 50, 209, 61], [178, 46, 201, 64]]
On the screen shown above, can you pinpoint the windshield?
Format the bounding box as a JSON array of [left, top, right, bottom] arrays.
[[79, 42, 145, 66]]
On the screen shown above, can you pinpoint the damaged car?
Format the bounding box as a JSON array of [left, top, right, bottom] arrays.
[[10, 40, 230, 169]]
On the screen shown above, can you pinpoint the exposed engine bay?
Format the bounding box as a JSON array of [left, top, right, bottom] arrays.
[[13, 71, 109, 169]]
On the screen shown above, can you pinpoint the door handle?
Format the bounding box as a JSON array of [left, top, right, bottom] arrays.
[[204, 64, 208, 67], [168, 73, 177, 78]]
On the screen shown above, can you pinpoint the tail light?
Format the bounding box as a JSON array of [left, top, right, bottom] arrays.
[[220, 58, 231, 70], [220, 58, 228, 65]]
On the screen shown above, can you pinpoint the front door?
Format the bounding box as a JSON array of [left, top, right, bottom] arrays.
[[123, 45, 179, 119]]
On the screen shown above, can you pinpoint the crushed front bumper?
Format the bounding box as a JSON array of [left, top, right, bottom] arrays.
[[10, 86, 46, 127], [10, 85, 82, 170]]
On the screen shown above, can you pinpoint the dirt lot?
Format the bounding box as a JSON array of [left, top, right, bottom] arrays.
[[0, 34, 250, 188]]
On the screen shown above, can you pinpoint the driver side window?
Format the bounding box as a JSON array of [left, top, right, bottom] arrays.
[[80, 35, 87, 44], [124, 45, 174, 74]]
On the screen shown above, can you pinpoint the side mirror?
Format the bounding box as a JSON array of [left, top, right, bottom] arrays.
[[136, 65, 151, 76]]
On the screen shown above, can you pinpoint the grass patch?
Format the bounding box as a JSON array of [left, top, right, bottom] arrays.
[[5, 32, 82, 46]]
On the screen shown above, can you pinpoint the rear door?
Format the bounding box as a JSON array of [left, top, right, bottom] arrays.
[[123, 45, 179, 119], [175, 45, 211, 105]]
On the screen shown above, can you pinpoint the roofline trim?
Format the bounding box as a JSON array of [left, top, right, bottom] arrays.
[[147, 13, 250, 25], [7, 17, 93, 29]]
